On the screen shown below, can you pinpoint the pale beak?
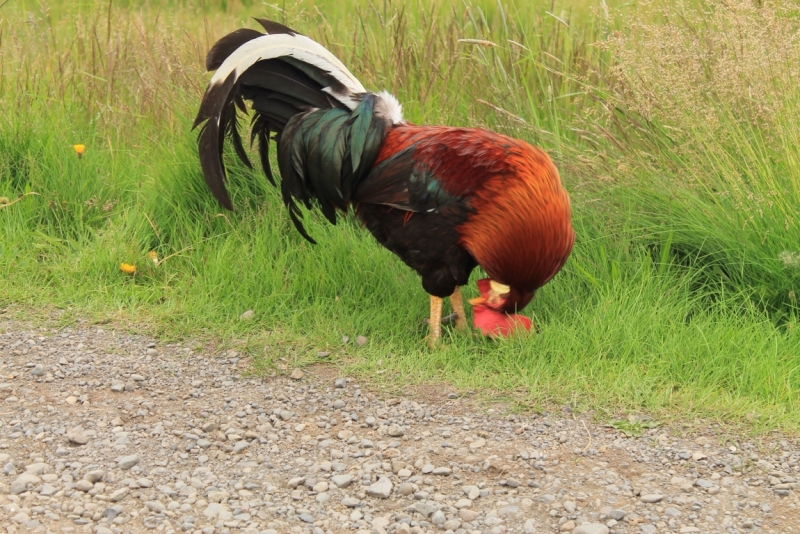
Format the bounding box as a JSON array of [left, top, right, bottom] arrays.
[[489, 280, 510, 294]]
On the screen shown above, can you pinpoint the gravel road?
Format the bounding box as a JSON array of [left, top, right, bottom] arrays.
[[1, 319, 798, 534]]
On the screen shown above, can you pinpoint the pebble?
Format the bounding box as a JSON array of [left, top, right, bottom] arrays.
[[203, 502, 232, 520], [573, 524, 610, 534], [67, 425, 89, 445], [290, 368, 304, 380], [365, 476, 393, 498], [84, 469, 105, 482], [74, 479, 93, 491], [387, 424, 404, 436], [431, 510, 446, 525], [465, 485, 480, 500], [640, 493, 664, 503], [499, 505, 522, 518], [145, 501, 166, 513], [232, 440, 249, 452], [331, 474, 353, 488], [109, 488, 129, 502], [608, 509, 626, 520], [460, 509, 479, 522], [397, 482, 413, 495], [560, 520, 576, 531], [341, 497, 361, 508], [469, 437, 486, 450], [117, 454, 139, 469], [10, 474, 41, 494]]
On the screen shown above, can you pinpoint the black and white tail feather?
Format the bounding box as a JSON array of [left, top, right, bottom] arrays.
[[194, 18, 404, 243]]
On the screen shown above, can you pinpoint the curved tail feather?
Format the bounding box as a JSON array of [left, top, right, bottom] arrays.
[[194, 18, 403, 242]]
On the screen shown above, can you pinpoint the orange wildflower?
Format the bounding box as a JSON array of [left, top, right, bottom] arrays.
[[120, 263, 137, 275], [73, 145, 86, 158]]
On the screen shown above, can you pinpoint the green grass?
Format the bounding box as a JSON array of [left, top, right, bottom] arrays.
[[1, 0, 799, 432]]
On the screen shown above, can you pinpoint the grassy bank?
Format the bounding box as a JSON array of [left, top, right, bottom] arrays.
[[1, 0, 799, 431]]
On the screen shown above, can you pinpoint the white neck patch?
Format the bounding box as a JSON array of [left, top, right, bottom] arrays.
[[374, 90, 405, 125]]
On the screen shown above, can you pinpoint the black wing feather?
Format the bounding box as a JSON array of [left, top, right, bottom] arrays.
[[354, 146, 417, 210]]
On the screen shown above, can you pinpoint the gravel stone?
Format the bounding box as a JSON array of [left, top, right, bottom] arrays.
[[460, 509, 479, 522], [10, 474, 41, 494], [232, 440, 249, 452], [573, 524, 610, 534], [116, 454, 139, 470], [608, 509, 626, 520], [387, 424, 404, 436], [341, 497, 361, 507], [109, 487, 129, 502], [431, 510, 446, 525], [365, 476, 393, 498], [414, 502, 438, 518], [67, 426, 89, 445], [331, 474, 353, 488], [398, 482, 414, 495], [74, 479, 93, 492], [84, 469, 105, 483]]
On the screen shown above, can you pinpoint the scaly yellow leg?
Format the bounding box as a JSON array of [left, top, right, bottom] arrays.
[[428, 295, 443, 348], [450, 287, 467, 331]]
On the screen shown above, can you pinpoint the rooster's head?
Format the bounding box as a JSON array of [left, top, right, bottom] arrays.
[[468, 278, 533, 337]]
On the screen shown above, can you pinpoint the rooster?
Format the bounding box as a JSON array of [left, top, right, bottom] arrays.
[[194, 19, 575, 347]]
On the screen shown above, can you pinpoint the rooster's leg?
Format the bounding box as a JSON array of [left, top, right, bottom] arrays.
[[450, 287, 467, 331], [428, 296, 443, 348]]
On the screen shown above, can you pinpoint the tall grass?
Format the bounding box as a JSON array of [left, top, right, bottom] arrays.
[[591, 0, 800, 317], [1, 0, 799, 431]]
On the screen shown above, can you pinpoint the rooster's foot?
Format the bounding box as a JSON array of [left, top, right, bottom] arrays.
[[427, 296, 443, 348], [450, 287, 467, 331]]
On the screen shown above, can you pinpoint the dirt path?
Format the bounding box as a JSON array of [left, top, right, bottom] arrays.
[[0, 319, 798, 534]]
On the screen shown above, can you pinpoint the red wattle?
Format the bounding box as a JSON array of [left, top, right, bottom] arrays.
[[473, 305, 532, 337], [476, 278, 492, 297]]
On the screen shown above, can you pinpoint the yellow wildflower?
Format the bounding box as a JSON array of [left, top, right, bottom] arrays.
[[73, 144, 86, 158], [120, 263, 137, 275]]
